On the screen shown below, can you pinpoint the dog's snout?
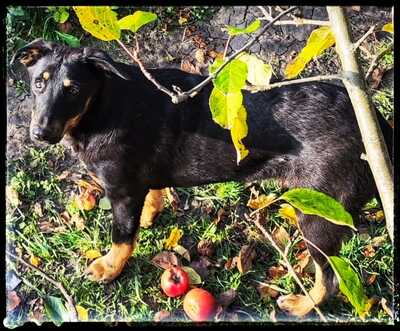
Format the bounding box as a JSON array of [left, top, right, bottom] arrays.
[[32, 127, 51, 141]]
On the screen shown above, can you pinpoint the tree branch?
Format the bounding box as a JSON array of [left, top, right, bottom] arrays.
[[258, 7, 329, 26], [353, 25, 376, 51], [6, 250, 78, 322], [251, 215, 328, 322], [244, 74, 342, 93], [327, 7, 394, 243]]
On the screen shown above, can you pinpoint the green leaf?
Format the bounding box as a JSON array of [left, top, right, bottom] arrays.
[[213, 59, 248, 93], [285, 26, 335, 79], [181, 266, 202, 285], [98, 197, 112, 210], [230, 105, 249, 164], [328, 256, 367, 317], [209, 86, 243, 129], [55, 31, 80, 47], [209, 58, 224, 75], [53, 10, 69, 24], [73, 6, 120, 41], [117, 11, 157, 33], [280, 188, 355, 230], [225, 19, 261, 36], [237, 52, 273, 87], [44, 296, 70, 326]]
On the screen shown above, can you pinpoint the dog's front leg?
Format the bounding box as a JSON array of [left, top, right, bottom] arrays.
[[85, 191, 146, 283]]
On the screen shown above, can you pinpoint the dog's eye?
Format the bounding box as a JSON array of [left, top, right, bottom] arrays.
[[34, 78, 44, 89]]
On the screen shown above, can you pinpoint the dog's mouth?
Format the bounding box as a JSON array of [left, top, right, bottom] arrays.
[[30, 127, 63, 145]]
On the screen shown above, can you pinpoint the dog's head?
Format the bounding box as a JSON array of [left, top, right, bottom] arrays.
[[11, 38, 131, 144]]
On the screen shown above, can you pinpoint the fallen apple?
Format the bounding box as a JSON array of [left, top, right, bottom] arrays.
[[160, 266, 189, 297], [183, 288, 217, 321]]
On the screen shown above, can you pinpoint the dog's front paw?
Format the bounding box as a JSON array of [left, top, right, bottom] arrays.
[[277, 294, 315, 317], [84, 255, 126, 283]]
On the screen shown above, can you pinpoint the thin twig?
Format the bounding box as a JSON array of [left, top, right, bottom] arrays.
[[258, 7, 329, 26], [251, 216, 328, 322], [244, 74, 343, 93], [365, 42, 393, 80], [353, 25, 376, 51], [223, 35, 232, 60], [116, 39, 178, 102], [6, 250, 78, 322]]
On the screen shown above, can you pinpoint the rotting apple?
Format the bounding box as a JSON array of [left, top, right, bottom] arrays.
[[160, 266, 189, 297], [183, 288, 217, 321]]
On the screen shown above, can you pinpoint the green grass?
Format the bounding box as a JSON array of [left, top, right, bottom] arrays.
[[5, 145, 394, 325]]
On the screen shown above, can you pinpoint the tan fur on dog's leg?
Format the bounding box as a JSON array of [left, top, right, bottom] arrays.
[[85, 236, 138, 283], [139, 189, 164, 228], [277, 261, 328, 317]]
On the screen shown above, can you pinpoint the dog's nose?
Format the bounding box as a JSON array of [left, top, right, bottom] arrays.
[[32, 127, 51, 141]]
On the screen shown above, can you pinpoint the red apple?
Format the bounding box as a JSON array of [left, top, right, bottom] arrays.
[[160, 266, 189, 297], [183, 288, 217, 321]]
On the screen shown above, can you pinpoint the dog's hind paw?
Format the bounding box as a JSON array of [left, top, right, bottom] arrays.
[[277, 294, 315, 317]]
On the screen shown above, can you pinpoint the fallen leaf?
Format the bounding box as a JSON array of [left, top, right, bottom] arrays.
[[77, 191, 96, 211], [213, 208, 227, 226], [217, 289, 237, 307], [164, 227, 183, 249], [178, 16, 188, 25], [359, 296, 378, 320], [197, 239, 215, 257], [371, 235, 388, 247], [295, 240, 307, 250], [154, 310, 172, 321], [98, 197, 112, 210], [371, 67, 384, 89], [38, 217, 67, 233], [380, 297, 393, 318], [59, 211, 71, 224], [267, 265, 287, 280], [6, 186, 20, 207], [190, 256, 212, 279], [71, 214, 85, 231], [181, 266, 202, 285], [351, 6, 361, 11], [56, 170, 70, 181], [6, 271, 22, 291], [278, 203, 298, 226], [208, 49, 224, 60], [247, 193, 276, 210], [33, 202, 43, 217], [151, 251, 180, 269], [7, 291, 21, 311], [382, 23, 394, 34], [195, 49, 205, 64], [366, 274, 377, 285], [174, 245, 191, 262], [76, 178, 103, 193], [256, 283, 279, 298], [76, 305, 89, 321], [237, 245, 256, 274], [271, 226, 290, 250], [374, 210, 385, 222], [294, 250, 312, 274], [181, 59, 199, 74], [84, 249, 102, 260], [362, 244, 376, 258], [30, 255, 41, 267], [224, 257, 237, 271]]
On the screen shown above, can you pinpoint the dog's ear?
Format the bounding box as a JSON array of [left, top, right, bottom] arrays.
[[11, 38, 54, 67], [83, 48, 132, 80]]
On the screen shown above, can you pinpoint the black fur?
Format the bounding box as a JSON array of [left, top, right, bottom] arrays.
[[13, 39, 392, 294]]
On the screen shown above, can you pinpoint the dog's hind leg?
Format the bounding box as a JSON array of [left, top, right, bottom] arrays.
[[139, 189, 165, 228]]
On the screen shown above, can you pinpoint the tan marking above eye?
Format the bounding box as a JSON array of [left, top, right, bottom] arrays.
[[43, 71, 50, 80], [63, 79, 71, 87]]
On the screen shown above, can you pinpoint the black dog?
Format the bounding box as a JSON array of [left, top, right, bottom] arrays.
[[12, 38, 392, 317]]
